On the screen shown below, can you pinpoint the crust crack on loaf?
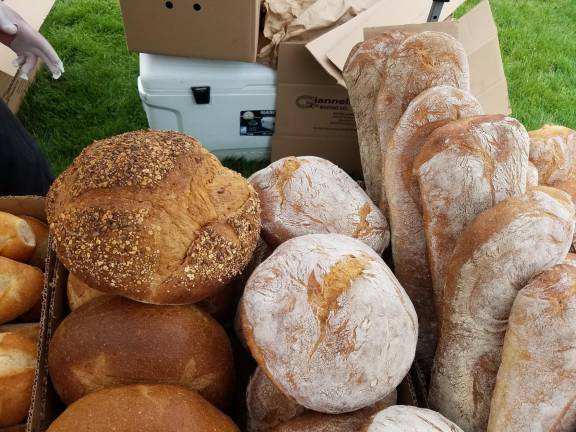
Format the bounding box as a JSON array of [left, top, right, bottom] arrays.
[[376, 31, 470, 215], [429, 186, 576, 432], [241, 234, 416, 414], [383, 85, 483, 369], [487, 257, 576, 432], [46, 130, 261, 305], [249, 156, 390, 254]]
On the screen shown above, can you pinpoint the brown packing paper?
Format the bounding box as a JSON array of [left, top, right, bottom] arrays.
[[364, 1, 511, 114], [306, 0, 466, 85], [259, 0, 380, 66]]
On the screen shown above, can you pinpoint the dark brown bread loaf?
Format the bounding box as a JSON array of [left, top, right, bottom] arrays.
[[46, 130, 261, 305], [46, 384, 239, 432], [48, 296, 235, 408]]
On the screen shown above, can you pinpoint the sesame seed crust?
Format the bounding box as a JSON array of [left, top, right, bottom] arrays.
[[46, 130, 261, 304]]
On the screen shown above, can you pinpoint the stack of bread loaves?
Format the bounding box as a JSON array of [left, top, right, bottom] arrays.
[[0, 208, 46, 428], [343, 28, 576, 432]]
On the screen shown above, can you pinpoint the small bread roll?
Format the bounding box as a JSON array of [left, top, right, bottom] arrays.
[[46, 130, 261, 305], [0, 323, 39, 343], [364, 406, 464, 431], [0, 257, 44, 325], [241, 234, 416, 414], [249, 156, 390, 254], [0, 332, 37, 427], [48, 296, 235, 407], [19, 216, 48, 270], [46, 384, 239, 432], [247, 367, 305, 432], [0, 212, 35, 262]]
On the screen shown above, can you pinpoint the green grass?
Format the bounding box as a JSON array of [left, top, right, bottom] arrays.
[[18, 0, 576, 176]]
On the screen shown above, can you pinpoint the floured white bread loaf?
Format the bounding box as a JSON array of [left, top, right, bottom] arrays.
[[249, 157, 389, 254], [429, 187, 575, 432], [247, 367, 305, 432], [415, 114, 529, 318], [552, 179, 576, 250], [527, 161, 539, 186], [529, 125, 576, 185], [343, 31, 410, 204], [241, 234, 416, 414], [376, 31, 470, 213], [46, 130, 261, 305], [384, 86, 482, 367], [364, 406, 463, 432], [487, 258, 576, 432]]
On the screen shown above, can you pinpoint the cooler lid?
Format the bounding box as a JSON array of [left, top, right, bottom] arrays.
[[139, 54, 277, 93]]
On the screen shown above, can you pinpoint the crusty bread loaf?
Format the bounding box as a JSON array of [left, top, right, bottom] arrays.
[[415, 114, 529, 318], [364, 406, 463, 432], [343, 31, 410, 204], [376, 31, 470, 213], [429, 187, 575, 432], [46, 384, 239, 432], [66, 273, 107, 311], [46, 130, 261, 305], [487, 258, 576, 432], [527, 161, 539, 186], [247, 367, 305, 432], [0, 257, 44, 325], [529, 124, 576, 185], [18, 216, 48, 270], [384, 86, 483, 367], [241, 234, 416, 414], [552, 179, 576, 250], [249, 157, 389, 254], [0, 332, 37, 427], [0, 323, 39, 343], [48, 296, 235, 408], [0, 212, 35, 263]]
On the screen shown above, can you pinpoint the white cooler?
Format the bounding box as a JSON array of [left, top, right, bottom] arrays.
[[138, 54, 277, 160]]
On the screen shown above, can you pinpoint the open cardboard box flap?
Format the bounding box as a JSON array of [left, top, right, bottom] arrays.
[[306, 0, 511, 115]]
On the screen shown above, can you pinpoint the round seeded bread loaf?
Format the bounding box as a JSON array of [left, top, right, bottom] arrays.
[[46, 130, 261, 305], [241, 234, 417, 414]]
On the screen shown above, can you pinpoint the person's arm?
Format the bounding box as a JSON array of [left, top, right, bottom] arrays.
[[0, 2, 63, 80]]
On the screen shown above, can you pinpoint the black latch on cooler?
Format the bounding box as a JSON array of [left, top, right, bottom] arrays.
[[191, 86, 211, 104]]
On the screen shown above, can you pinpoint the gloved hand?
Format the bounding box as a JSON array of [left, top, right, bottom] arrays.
[[0, 2, 64, 80]]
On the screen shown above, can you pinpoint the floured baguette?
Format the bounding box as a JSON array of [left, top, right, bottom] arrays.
[[487, 257, 576, 432], [364, 406, 463, 432], [415, 114, 529, 318], [429, 186, 575, 432], [529, 124, 576, 185], [343, 31, 410, 204], [384, 86, 482, 368], [376, 31, 470, 214]]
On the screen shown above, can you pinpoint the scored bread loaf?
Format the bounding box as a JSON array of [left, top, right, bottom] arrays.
[[343, 31, 410, 204], [246, 367, 306, 432], [0, 332, 37, 427], [18, 216, 48, 269], [0, 257, 43, 325], [487, 258, 576, 432], [241, 234, 416, 414], [249, 156, 389, 253], [48, 296, 235, 408], [46, 130, 261, 305], [364, 406, 463, 432], [0, 212, 35, 262], [429, 186, 576, 432], [527, 161, 539, 186], [415, 114, 529, 318], [384, 86, 483, 367], [529, 124, 576, 185], [46, 384, 239, 432], [376, 31, 470, 213]]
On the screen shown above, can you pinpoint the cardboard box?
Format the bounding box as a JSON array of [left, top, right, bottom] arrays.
[[118, 0, 261, 62], [0, 0, 56, 112], [0, 196, 46, 432], [271, 42, 362, 178]]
